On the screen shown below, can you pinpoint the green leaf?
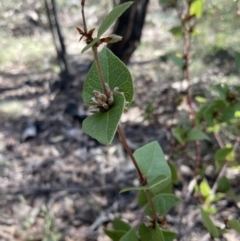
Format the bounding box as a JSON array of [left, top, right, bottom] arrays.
[[211, 193, 225, 203], [190, 0, 204, 18], [206, 124, 220, 133], [161, 229, 177, 241], [234, 101, 240, 117], [215, 147, 235, 170], [119, 228, 138, 241], [203, 100, 226, 125], [139, 223, 165, 241], [120, 175, 169, 193], [220, 105, 237, 122], [214, 83, 229, 103], [203, 105, 215, 126], [82, 92, 125, 145], [113, 218, 131, 232], [134, 141, 171, 194], [203, 205, 217, 214], [169, 26, 183, 37], [97, 2, 133, 38], [168, 162, 178, 184], [104, 229, 126, 241], [200, 207, 219, 238], [235, 110, 240, 118], [226, 190, 239, 203], [185, 128, 210, 142], [199, 179, 211, 198], [81, 38, 99, 53], [145, 194, 181, 216], [234, 51, 240, 73], [159, 0, 177, 5], [172, 127, 186, 144], [215, 147, 234, 162], [82, 47, 134, 107], [228, 219, 240, 233], [195, 96, 207, 103], [217, 176, 231, 193], [167, 53, 184, 69], [137, 191, 149, 206]]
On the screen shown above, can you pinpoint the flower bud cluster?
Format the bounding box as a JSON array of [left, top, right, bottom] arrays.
[[89, 83, 120, 113]]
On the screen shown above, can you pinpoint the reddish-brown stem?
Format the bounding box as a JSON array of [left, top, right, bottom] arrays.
[[84, 1, 156, 232], [214, 132, 224, 148], [81, 0, 87, 34], [183, 22, 194, 119], [146, 190, 158, 222], [117, 125, 147, 185], [182, 5, 201, 173], [92, 46, 110, 97], [91, 44, 146, 185]]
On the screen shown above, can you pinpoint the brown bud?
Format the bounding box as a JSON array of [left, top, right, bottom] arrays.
[[90, 97, 99, 105], [93, 90, 102, 98], [100, 34, 122, 44], [87, 28, 95, 36], [99, 93, 108, 102], [113, 87, 120, 93], [108, 34, 122, 43], [76, 27, 84, 35], [102, 103, 109, 110], [108, 96, 114, 105], [104, 83, 111, 94]]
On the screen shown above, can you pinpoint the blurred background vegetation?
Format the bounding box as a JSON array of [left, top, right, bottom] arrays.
[[0, 0, 239, 75], [0, 0, 240, 240]]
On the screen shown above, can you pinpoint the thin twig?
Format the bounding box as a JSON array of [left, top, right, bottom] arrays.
[[182, 2, 201, 173], [211, 132, 238, 195], [91, 41, 146, 184], [81, 0, 88, 33], [211, 163, 228, 195], [183, 24, 194, 119], [92, 46, 109, 97], [146, 190, 158, 222], [117, 125, 147, 185], [214, 132, 224, 148]]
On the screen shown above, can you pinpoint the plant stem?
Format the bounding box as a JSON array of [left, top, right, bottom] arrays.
[[214, 132, 224, 148], [117, 125, 147, 185], [81, 0, 88, 33], [146, 190, 158, 223], [91, 45, 146, 185], [212, 133, 239, 195], [182, 4, 201, 173], [92, 46, 109, 97], [183, 24, 194, 119]]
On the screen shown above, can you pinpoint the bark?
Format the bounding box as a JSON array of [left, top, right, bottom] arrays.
[[108, 0, 149, 64], [45, 0, 69, 77]]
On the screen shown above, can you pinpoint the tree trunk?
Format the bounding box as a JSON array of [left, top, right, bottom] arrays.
[[108, 0, 149, 64], [45, 0, 70, 77]]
